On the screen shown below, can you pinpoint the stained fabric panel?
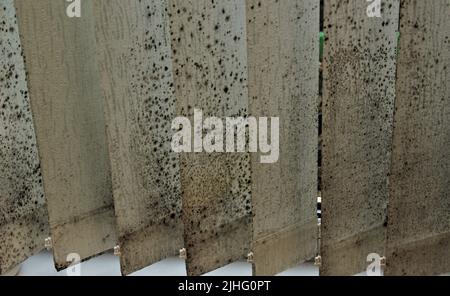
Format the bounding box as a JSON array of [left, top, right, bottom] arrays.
[[0, 0, 48, 274], [169, 0, 252, 276], [321, 0, 400, 275], [246, 0, 319, 276], [385, 0, 450, 276], [93, 0, 183, 275], [15, 0, 117, 270]]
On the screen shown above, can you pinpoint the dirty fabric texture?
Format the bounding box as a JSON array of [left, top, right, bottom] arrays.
[[15, 0, 117, 270], [0, 0, 48, 274], [93, 0, 183, 275], [321, 0, 400, 275], [385, 0, 450, 276], [246, 0, 319, 276], [169, 0, 252, 276]]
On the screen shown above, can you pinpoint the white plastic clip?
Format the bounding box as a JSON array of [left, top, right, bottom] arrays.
[[247, 252, 254, 263], [179, 248, 187, 260], [314, 255, 322, 267], [44, 237, 52, 251], [113, 245, 121, 256], [380, 256, 386, 267]]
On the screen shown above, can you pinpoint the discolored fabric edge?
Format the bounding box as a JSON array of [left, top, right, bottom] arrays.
[[252, 219, 318, 276], [320, 224, 385, 276]]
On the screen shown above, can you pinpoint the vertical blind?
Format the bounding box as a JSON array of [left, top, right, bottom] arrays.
[[0, 0, 449, 276]]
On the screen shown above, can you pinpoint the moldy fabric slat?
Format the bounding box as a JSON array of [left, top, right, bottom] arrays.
[[93, 0, 183, 275], [246, 0, 320, 276], [169, 0, 252, 276], [321, 0, 400, 275], [15, 0, 117, 270], [0, 0, 48, 274], [386, 0, 450, 276]]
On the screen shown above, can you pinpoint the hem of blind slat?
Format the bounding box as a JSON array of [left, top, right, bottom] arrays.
[[252, 218, 318, 276], [50, 207, 117, 271], [385, 230, 450, 276], [118, 222, 184, 275], [320, 223, 386, 276], [184, 215, 251, 276]]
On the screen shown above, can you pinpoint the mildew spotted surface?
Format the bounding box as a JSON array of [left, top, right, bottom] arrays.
[[93, 0, 182, 275], [321, 0, 399, 275], [169, 0, 252, 276], [15, 0, 117, 270], [385, 0, 450, 276], [0, 0, 48, 274], [246, 0, 319, 275]]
